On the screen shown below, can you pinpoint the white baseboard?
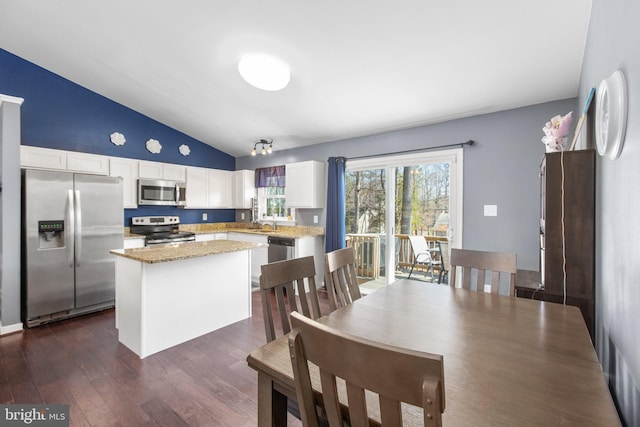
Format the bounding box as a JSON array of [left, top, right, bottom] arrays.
[[0, 322, 24, 335]]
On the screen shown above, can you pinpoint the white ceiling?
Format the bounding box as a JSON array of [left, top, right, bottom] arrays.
[[0, 1, 592, 157]]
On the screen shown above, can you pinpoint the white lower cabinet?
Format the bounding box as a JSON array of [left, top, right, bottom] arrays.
[[228, 232, 268, 286], [195, 233, 227, 242], [295, 236, 324, 287]]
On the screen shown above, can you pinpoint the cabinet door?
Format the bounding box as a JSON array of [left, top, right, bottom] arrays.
[[285, 161, 325, 208], [20, 146, 67, 170], [228, 233, 267, 284], [66, 151, 109, 175], [233, 170, 256, 208], [163, 163, 186, 182], [109, 158, 139, 208], [195, 233, 216, 242], [185, 167, 208, 208], [138, 161, 163, 179], [207, 169, 233, 208], [295, 236, 324, 287]]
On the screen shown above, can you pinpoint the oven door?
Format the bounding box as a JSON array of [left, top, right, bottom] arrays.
[[138, 179, 186, 206]]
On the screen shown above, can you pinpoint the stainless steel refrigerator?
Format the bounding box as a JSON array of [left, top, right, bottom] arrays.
[[22, 169, 124, 327]]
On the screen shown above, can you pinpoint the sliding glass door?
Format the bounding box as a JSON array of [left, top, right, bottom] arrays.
[[345, 149, 463, 291]]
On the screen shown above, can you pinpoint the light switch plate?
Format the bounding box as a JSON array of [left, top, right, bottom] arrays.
[[484, 205, 497, 216], [313, 215, 319, 224], [202, 213, 208, 221]]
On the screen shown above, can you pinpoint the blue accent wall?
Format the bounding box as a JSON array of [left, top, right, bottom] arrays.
[[1, 48, 236, 225]]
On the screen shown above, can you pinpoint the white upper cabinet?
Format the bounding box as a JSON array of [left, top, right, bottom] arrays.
[[232, 170, 256, 209], [139, 161, 186, 182], [66, 151, 109, 175], [185, 166, 233, 209], [285, 161, 325, 208], [208, 169, 233, 208], [109, 157, 139, 208], [21, 146, 109, 175], [21, 146, 67, 170], [185, 166, 208, 208], [162, 163, 186, 181]]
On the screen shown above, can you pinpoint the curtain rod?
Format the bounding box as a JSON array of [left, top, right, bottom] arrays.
[[346, 139, 475, 161]]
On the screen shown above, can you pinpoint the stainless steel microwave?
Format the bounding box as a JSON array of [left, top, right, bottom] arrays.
[[138, 179, 186, 206]]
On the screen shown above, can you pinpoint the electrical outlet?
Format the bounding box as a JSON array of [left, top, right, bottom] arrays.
[[484, 205, 497, 216], [313, 215, 318, 224], [241, 213, 245, 220], [202, 213, 208, 221]]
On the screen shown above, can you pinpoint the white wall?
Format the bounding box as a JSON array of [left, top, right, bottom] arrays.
[[0, 95, 23, 330], [579, 0, 640, 425]]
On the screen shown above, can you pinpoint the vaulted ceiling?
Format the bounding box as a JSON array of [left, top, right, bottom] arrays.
[[0, 1, 592, 157]]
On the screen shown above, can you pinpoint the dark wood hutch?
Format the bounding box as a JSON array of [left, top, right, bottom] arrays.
[[516, 149, 596, 341]]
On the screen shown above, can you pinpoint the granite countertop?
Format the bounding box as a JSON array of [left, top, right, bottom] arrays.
[[124, 223, 324, 240], [111, 240, 264, 264]]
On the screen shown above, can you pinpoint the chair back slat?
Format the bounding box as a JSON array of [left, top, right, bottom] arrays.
[[260, 256, 321, 342], [450, 248, 517, 296], [289, 311, 445, 427], [324, 247, 362, 311]]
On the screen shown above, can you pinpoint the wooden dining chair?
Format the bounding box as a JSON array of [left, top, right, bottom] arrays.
[[407, 235, 434, 280], [288, 311, 446, 427], [449, 248, 517, 296], [260, 256, 322, 343], [324, 247, 362, 311]]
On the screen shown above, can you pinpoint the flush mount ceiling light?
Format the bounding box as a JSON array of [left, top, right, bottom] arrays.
[[251, 139, 273, 156], [238, 54, 290, 91]]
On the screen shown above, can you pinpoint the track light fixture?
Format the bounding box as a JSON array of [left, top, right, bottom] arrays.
[[251, 139, 274, 156]]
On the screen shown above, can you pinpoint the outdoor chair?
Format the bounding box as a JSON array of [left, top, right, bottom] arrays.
[[407, 235, 434, 280]]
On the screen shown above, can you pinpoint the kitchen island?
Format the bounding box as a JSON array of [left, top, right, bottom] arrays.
[[111, 240, 261, 358]]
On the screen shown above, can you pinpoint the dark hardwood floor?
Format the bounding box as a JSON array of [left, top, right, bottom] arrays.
[[0, 290, 331, 426]]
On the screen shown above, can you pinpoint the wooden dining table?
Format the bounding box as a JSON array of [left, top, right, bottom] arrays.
[[246, 279, 620, 426]]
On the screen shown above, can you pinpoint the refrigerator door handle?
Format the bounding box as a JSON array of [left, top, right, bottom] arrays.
[[67, 189, 75, 268], [75, 190, 82, 267]]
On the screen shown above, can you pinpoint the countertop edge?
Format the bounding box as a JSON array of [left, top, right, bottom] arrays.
[[111, 240, 264, 264]]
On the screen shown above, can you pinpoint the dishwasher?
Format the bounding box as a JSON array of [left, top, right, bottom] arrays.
[[267, 236, 296, 262]]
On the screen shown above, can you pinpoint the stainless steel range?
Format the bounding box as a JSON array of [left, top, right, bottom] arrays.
[[130, 216, 195, 246]]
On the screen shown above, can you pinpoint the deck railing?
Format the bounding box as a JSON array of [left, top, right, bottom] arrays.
[[347, 234, 446, 279]]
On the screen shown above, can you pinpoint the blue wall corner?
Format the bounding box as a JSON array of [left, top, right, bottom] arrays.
[[1, 48, 238, 225]]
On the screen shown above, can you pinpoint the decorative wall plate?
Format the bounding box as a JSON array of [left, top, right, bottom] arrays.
[[179, 144, 191, 156], [146, 139, 162, 154], [595, 70, 627, 159], [110, 132, 126, 146]]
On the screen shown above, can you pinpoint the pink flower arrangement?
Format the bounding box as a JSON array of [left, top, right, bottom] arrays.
[[542, 112, 573, 152]]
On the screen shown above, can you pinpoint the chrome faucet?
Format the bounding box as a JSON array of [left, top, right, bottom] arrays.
[[272, 216, 277, 231]]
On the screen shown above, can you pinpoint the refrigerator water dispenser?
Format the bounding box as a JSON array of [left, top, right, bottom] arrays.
[[38, 220, 65, 249]]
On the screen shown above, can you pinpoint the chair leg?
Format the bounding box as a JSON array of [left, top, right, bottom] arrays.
[[408, 260, 416, 278]]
